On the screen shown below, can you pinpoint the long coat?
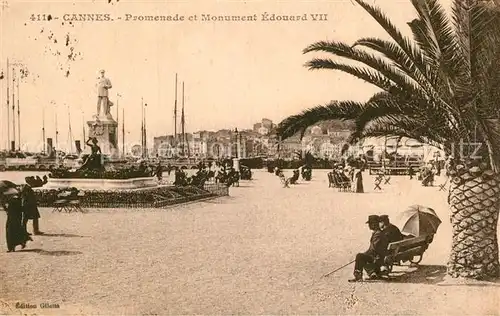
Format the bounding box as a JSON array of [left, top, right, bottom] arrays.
[[6, 197, 31, 250], [364, 230, 389, 265], [97, 77, 112, 96], [20, 185, 41, 220], [383, 224, 404, 244]]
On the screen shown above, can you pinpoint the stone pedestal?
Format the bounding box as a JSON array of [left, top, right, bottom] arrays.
[[87, 116, 119, 159]]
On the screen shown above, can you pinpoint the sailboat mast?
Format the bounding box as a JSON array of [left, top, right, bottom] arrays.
[[17, 77, 20, 150], [6, 58, 10, 150], [141, 97, 144, 158], [67, 105, 73, 153], [181, 81, 185, 156], [55, 105, 59, 150], [144, 103, 148, 159], [174, 73, 178, 148], [11, 67, 15, 151], [82, 111, 85, 143], [42, 107, 46, 153], [122, 108, 125, 157]]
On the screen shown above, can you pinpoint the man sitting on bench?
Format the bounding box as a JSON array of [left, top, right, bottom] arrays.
[[349, 215, 389, 282], [379, 215, 403, 275]]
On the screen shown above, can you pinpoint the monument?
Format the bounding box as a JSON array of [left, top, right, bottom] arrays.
[[87, 69, 118, 158]]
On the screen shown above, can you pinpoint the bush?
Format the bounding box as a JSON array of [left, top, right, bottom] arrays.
[[34, 185, 217, 208], [49, 166, 153, 179]]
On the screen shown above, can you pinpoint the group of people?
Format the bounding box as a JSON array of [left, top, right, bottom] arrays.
[[349, 214, 407, 282], [168, 161, 241, 187], [3, 180, 43, 252], [332, 163, 364, 193]]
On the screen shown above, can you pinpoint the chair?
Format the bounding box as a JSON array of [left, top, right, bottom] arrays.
[[438, 178, 449, 191], [384, 176, 391, 184], [328, 172, 334, 188], [53, 190, 86, 213], [53, 198, 70, 213], [280, 174, 289, 188], [374, 178, 382, 190], [68, 191, 86, 213]]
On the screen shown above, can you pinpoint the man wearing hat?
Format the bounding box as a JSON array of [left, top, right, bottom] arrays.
[[379, 215, 403, 244], [349, 215, 389, 282], [96, 69, 112, 118]]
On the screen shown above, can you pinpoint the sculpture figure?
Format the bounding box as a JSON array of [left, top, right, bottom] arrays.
[[96, 69, 112, 118]]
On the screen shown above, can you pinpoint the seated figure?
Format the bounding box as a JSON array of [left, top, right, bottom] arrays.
[[349, 215, 389, 282], [78, 137, 103, 172], [379, 215, 404, 244]]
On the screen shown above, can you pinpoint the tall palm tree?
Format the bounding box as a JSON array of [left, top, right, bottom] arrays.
[[277, 0, 500, 280]]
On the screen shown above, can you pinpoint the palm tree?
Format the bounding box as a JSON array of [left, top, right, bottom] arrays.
[[277, 0, 500, 280]]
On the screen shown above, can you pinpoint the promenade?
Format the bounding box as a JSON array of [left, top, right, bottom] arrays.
[[0, 170, 498, 315]]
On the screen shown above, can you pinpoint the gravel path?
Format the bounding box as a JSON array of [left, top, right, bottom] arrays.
[[0, 170, 499, 315]]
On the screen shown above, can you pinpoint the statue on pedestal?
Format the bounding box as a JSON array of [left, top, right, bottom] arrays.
[[96, 69, 112, 118], [78, 137, 103, 171]]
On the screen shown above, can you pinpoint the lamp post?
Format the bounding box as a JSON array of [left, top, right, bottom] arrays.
[[116, 93, 121, 156], [143, 102, 148, 159], [141, 97, 144, 158], [235, 128, 239, 158], [233, 128, 240, 171]]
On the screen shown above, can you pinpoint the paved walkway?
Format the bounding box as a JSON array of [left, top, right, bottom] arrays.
[[0, 170, 498, 315]]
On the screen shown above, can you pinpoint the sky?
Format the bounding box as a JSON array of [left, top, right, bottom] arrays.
[[0, 0, 453, 151]]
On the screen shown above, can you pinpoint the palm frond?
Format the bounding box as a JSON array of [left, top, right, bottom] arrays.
[[276, 100, 364, 140], [354, 0, 428, 74], [304, 40, 424, 97], [306, 58, 394, 91], [351, 116, 447, 150]]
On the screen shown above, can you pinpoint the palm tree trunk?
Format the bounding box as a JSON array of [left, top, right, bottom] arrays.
[[447, 169, 500, 279]]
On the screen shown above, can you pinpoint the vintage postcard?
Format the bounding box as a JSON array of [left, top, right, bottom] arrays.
[[1, 0, 500, 315]]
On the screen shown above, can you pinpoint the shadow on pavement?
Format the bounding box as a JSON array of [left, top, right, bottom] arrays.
[[389, 265, 500, 287], [15, 249, 83, 256], [389, 265, 447, 284], [36, 233, 90, 238]]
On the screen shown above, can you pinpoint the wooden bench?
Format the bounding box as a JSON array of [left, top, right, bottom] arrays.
[[384, 234, 434, 272], [328, 172, 351, 192], [52, 190, 86, 213]]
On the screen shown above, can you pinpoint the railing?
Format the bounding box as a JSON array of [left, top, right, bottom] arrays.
[[36, 183, 228, 209], [203, 182, 229, 196]]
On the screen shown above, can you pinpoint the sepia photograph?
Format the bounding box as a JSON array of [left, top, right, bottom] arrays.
[[1, 0, 500, 314]]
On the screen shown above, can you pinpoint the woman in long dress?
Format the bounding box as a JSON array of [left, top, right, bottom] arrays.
[[354, 168, 364, 193], [4, 190, 32, 252]]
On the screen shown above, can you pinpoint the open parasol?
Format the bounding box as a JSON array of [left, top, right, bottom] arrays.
[[396, 205, 442, 237], [0, 180, 18, 194]]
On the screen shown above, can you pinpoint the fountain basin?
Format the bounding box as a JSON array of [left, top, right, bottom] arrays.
[[44, 177, 157, 190]]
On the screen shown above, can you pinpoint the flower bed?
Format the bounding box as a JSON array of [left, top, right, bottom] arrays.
[[34, 184, 228, 208], [49, 168, 152, 179]]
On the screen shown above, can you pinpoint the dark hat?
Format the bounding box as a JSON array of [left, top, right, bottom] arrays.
[[379, 215, 389, 223], [366, 215, 380, 224]]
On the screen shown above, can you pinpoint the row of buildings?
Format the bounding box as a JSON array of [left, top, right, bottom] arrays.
[[152, 118, 354, 160]]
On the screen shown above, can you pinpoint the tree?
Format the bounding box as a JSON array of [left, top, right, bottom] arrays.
[[276, 0, 500, 279]]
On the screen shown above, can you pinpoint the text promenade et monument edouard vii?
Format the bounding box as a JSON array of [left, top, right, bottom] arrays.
[[30, 12, 329, 23]]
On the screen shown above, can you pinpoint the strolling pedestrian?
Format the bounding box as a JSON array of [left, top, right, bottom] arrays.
[[19, 184, 43, 235], [3, 189, 32, 252]]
